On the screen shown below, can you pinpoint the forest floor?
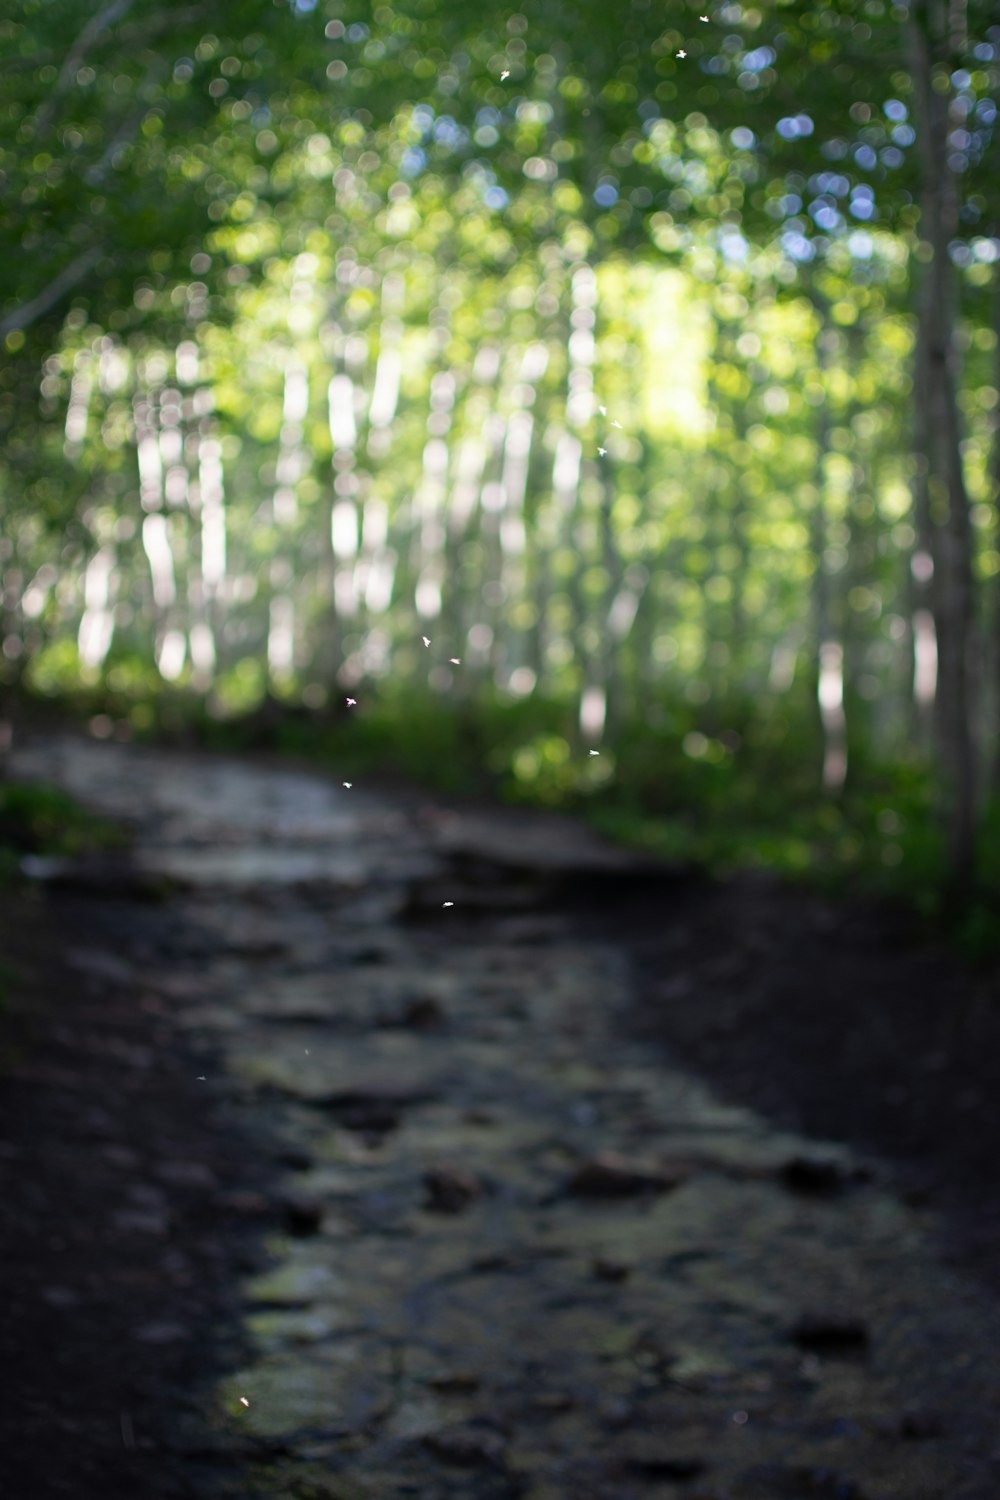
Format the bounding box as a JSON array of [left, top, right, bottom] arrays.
[[2, 729, 999, 1500]]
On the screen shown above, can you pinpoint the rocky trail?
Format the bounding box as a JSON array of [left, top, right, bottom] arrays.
[[2, 732, 999, 1500]]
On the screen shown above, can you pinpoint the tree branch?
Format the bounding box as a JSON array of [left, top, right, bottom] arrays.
[[117, 6, 212, 45], [34, 0, 136, 140], [84, 59, 167, 185], [0, 248, 101, 339]]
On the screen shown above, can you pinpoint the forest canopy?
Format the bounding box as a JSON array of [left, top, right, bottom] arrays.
[[1, 0, 999, 921]]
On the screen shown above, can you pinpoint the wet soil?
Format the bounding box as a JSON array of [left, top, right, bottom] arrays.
[[1, 731, 999, 1500]]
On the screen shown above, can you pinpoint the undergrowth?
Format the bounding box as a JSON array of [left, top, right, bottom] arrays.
[[10, 676, 1000, 962], [0, 778, 127, 885]]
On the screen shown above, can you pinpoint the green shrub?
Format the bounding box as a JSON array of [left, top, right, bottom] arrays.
[[0, 780, 126, 866]]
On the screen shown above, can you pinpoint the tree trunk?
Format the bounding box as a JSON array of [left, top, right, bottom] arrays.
[[809, 299, 847, 793], [909, 270, 939, 749], [909, 0, 978, 879], [992, 168, 1000, 794]]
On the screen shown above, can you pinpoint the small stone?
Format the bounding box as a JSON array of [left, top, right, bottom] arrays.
[[565, 1150, 683, 1200], [423, 1426, 507, 1467], [423, 1164, 484, 1213]]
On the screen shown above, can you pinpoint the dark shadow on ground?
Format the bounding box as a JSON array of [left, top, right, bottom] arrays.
[[0, 884, 281, 1500], [571, 869, 1000, 1292]]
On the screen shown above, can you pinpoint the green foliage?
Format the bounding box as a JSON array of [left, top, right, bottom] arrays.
[[0, 777, 126, 879], [1, 0, 999, 944], [96, 679, 992, 955]]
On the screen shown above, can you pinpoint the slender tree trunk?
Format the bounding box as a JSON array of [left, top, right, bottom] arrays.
[[993, 259, 1000, 794], [808, 299, 847, 792], [991, 171, 1000, 794], [909, 271, 939, 749], [706, 307, 748, 698], [909, 0, 978, 878]]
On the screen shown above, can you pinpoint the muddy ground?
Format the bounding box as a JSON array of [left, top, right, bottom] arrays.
[[1, 731, 999, 1500]]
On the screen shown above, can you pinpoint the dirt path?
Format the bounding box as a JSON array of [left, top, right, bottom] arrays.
[[3, 732, 1000, 1499]]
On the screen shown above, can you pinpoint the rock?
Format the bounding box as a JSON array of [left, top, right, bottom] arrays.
[[423, 1164, 485, 1213], [423, 1425, 507, 1467], [565, 1150, 683, 1200], [792, 1313, 869, 1355]]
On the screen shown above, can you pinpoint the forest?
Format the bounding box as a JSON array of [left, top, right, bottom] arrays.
[[2, 0, 999, 925], [5, 6, 1000, 1499]]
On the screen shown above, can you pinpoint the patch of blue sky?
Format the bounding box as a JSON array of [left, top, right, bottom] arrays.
[[719, 227, 749, 262], [782, 229, 815, 262], [740, 46, 775, 71], [400, 148, 426, 177], [777, 114, 814, 140], [433, 116, 467, 149]]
